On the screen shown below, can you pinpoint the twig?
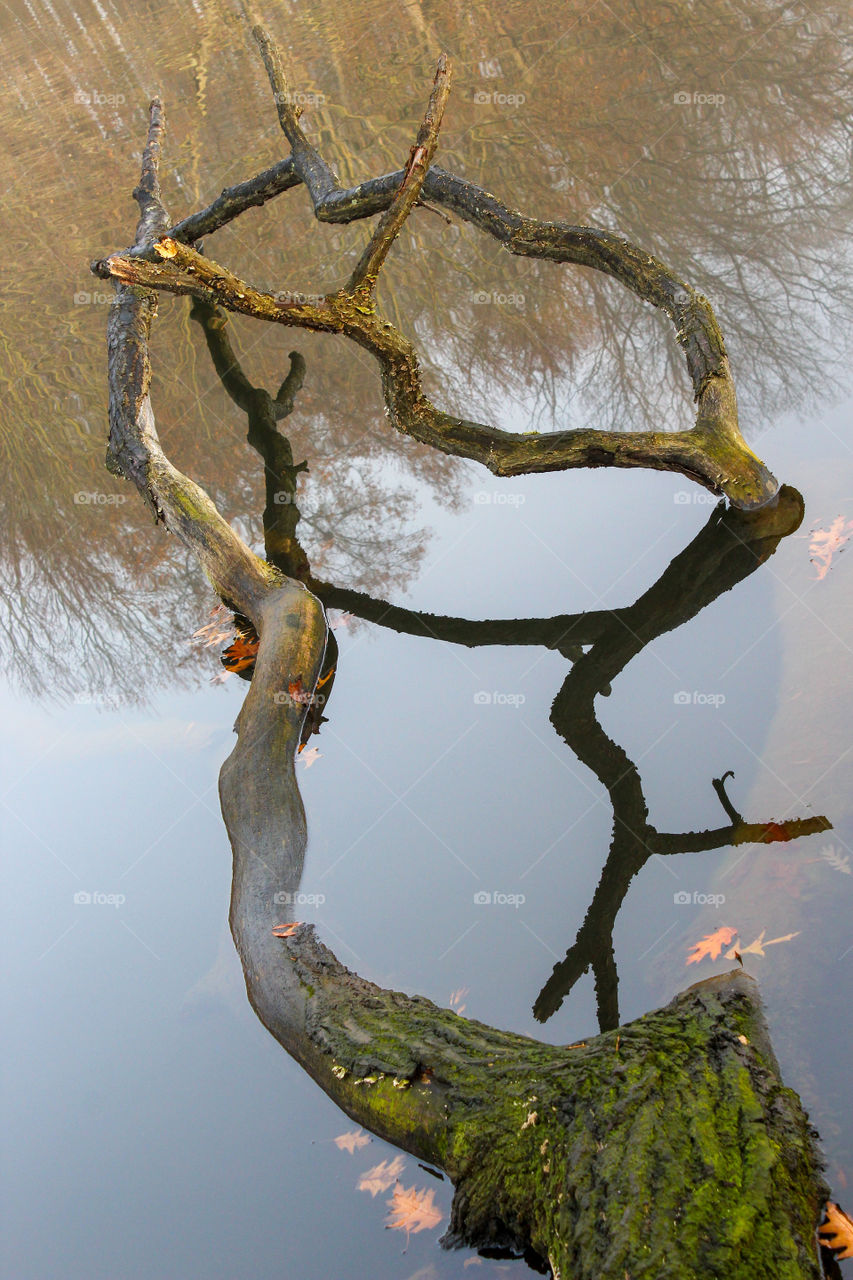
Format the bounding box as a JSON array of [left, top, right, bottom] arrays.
[[346, 53, 451, 295]]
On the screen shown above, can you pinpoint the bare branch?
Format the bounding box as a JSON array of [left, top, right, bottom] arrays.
[[252, 25, 338, 205], [346, 53, 452, 294]]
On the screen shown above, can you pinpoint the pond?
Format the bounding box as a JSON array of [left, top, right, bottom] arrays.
[[1, 1, 851, 1277]]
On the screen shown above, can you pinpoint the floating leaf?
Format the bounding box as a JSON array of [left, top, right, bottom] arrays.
[[724, 930, 800, 959], [810, 516, 853, 580], [686, 926, 737, 965], [385, 1183, 443, 1240], [334, 1129, 371, 1154], [300, 746, 322, 768], [818, 1201, 853, 1259], [272, 922, 301, 938], [449, 987, 469, 1015], [357, 1155, 406, 1195], [820, 844, 852, 876]]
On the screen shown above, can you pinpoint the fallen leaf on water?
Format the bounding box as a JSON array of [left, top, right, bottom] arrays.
[[818, 1201, 853, 1259], [330, 612, 355, 630], [334, 1129, 371, 1154], [271, 922, 301, 938], [300, 746, 322, 768], [449, 987, 469, 1015], [820, 844, 852, 876], [686, 926, 738, 965], [810, 516, 853, 580], [385, 1183, 443, 1241], [357, 1155, 406, 1196], [724, 930, 800, 959]]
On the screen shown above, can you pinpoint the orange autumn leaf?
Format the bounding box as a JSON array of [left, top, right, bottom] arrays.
[[222, 632, 259, 672], [357, 1155, 406, 1196], [385, 1183, 443, 1240], [271, 922, 301, 938], [334, 1129, 371, 1154], [818, 1201, 853, 1259], [686, 926, 738, 965]]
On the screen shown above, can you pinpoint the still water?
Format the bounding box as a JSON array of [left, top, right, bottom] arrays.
[[1, 1, 851, 1276]]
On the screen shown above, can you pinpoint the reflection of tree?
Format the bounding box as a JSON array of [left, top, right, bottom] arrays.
[[3, 0, 850, 700], [193, 289, 830, 1038], [310, 490, 831, 1032]]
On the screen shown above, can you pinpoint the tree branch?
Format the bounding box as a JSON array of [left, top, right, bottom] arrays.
[[346, 53, 451, 295]]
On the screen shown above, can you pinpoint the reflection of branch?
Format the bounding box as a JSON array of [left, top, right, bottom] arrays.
[[94, 32, 778, 509], [712, 768, 743, 823]]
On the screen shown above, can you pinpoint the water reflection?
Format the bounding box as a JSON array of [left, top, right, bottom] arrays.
[[1, 0, 850, 702], [193, 303, 831, 1039]]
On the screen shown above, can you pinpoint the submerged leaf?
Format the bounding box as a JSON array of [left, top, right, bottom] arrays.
[[686, 926, 737, 964], [334, 1129, 371, 1154], [358, 1155, 406, 1195], [385, 1183, 443, 1239]]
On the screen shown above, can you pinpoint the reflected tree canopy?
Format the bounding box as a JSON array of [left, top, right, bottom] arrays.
[[1, 0, 851, 700]]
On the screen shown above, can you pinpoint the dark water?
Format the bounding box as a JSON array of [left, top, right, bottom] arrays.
[[1, 2, 851, 1277]]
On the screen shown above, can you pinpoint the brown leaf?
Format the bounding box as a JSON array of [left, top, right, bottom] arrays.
[[357, 1155, 406, 1195], [686, 926, 737, 965], [818, 1201, 853, 1259], [385, 1183, 443, 1239], [334, 1129, 371, 1154]]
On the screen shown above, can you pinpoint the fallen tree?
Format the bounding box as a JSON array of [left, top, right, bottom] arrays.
[[93, 27, 779, 510], [97, 68, 837, 1280]]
